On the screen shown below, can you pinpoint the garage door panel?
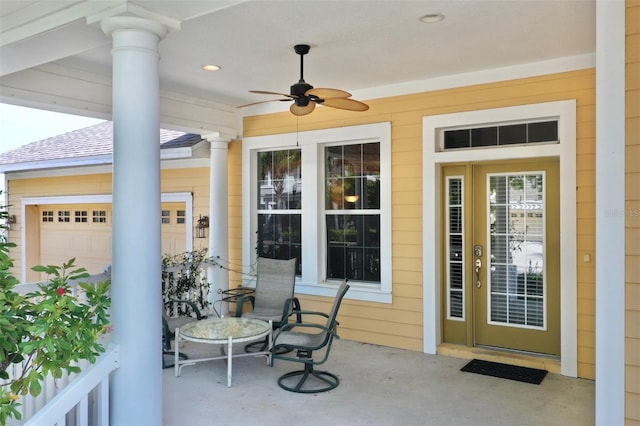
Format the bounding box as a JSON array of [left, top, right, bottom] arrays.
[[38, 203, 186, 276]]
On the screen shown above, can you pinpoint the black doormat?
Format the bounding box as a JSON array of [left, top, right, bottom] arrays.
[[461, 359, 548, 384]]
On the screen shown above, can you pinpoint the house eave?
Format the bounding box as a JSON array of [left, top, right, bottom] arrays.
[[0, 146, 205, 174]]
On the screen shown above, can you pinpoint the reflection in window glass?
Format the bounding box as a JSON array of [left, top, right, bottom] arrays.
[[489, 173, 545, 328], [256, 149, 302, 274], [325, 143, 381, 283]]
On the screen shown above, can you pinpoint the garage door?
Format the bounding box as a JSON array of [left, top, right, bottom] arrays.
[[38, 203, 187, 276]]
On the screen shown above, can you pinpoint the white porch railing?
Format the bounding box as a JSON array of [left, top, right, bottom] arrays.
[[23, 345, 120, 426], [4, 271, 115, 426]]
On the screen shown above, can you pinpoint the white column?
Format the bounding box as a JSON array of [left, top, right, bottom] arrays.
[[207, 136, 230, 314], [595, 1, 626, 424], [101, 16, 168, 426]]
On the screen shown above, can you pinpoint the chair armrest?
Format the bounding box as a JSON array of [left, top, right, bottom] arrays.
[[235, 295, 255, 317], [280, 297, 302, 326], [276, 322, 329, 335], [164, 299, 204, 319], [285, 309, 330, 321]]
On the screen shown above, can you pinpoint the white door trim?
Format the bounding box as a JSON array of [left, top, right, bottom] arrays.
[[20, 192, 193, 282], [422, 100, 577, 377]]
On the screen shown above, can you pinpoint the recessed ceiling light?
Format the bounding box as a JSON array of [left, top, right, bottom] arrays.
[[202, 64, 221, 71], [419, 13, 444, 24]]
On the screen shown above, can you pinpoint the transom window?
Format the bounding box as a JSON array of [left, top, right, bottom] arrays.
[[443, 120, 558, 150]]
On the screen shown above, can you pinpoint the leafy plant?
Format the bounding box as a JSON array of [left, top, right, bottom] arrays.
[[0, 195, 110, 423]]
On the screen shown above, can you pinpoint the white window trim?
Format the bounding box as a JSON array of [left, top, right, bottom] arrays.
[[423, 100, 577, 377], [20, 192, 193, 282], [243, 122, 392, 303]]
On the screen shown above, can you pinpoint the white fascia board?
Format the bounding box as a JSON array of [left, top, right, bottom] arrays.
[[0, 147, 201, 173], [0, 155, 113, 173]]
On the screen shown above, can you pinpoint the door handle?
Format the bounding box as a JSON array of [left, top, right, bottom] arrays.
[[475, 258, 482, 288]]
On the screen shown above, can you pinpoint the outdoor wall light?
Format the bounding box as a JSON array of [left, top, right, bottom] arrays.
[[6, 214, 16, 231], [195, 215, 209, 239]]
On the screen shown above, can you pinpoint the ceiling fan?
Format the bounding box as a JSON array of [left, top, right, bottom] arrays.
[[239, 44, 369, 116]]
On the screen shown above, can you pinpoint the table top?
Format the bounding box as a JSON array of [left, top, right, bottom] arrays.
[[178, 317, 270, 344]]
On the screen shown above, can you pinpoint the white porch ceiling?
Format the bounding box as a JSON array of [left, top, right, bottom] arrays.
[[0, 0, 595, 134]]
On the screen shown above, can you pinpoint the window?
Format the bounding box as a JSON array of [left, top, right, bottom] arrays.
[[443, 120, 558, 150], [325, 143, 380, 282], [256, 149, 302, 274], [161, 210, 170, 224], [75, 210, 88, 223], [244, 122, 392, 303], [446, 176, 464, 320], [42, 211, 54, 222], [58, 210, 70, 223], [92, 210, 107, 223], [176, 210, 186, 224]]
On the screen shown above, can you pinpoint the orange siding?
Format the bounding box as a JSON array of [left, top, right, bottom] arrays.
[[626, 0, 640, 423], [242, 69, 597, 378]]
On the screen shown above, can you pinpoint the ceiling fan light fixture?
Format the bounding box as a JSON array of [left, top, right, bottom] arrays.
[[419, 13, 444, 24]]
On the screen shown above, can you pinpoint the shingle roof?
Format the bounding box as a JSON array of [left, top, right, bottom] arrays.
[[0, 122, 203, 166]]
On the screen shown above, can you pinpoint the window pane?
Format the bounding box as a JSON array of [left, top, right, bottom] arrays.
[[258, 149, 301, 210], [471, 126, 497, 147], [499, 124, 527, 145], [364, 176, 380, 209], [362, 143, 380, 176], [444, 130, 470, 149], [528, 121, 558, 142]]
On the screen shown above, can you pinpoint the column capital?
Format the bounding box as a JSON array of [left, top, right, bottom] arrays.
[[101, 16, 170, 40], [203, 133, 232, 149]]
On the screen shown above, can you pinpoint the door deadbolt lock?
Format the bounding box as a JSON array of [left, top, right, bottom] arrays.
[[473, 244, 483, 257]]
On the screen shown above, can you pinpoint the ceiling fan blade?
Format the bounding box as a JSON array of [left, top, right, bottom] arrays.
[[290, 102, 316, 116], [306, 88, 351, 99], [249, 90, 296, 99], [237, 98, 291, 108], [320, 98, 369, 112]]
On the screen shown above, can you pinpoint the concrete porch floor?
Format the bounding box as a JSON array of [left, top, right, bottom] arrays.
[[163, 339, 594, 426]]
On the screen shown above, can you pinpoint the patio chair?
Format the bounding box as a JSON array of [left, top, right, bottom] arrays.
[[271, 281, 350, 393], [236, 257, 300, 353], [162, 299, 204, 368]]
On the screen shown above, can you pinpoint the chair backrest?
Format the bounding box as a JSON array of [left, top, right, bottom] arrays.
[[325, 281, 350, 331], [253, 257, 297, 310]]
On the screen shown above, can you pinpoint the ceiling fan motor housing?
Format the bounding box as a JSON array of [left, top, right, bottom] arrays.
[[291, 82, 314, 106]]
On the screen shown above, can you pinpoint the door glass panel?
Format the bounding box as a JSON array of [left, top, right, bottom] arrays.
[[488, 173, 545, 328], [446, 177, 464, 320]]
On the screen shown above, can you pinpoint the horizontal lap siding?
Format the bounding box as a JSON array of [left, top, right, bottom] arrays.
[[241, 69, 596, 377], [6, 168, 210, 277], [626, 0, 640, 423]]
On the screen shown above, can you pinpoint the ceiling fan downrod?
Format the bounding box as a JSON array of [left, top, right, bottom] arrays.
[[291, 44, 313, 104]]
